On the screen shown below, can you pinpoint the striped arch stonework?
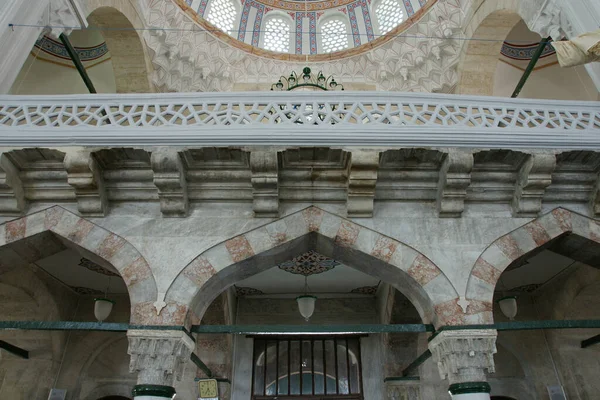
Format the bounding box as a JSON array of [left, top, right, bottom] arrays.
[[465, 208, 600, 324], [166, 206, 460, 328], [0, 206, 159, 324]]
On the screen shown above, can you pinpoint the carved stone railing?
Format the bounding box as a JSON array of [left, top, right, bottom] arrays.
[[0, 92, 599, 148]]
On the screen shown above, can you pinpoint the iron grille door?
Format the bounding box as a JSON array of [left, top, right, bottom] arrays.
[[251, 336, 363, 399]]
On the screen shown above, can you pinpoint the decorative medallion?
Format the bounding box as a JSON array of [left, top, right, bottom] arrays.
[[79, 258, 120, 277], [235, 286, 265, 296], [277, 251, 340, 276], [350, 285, 379, 295]]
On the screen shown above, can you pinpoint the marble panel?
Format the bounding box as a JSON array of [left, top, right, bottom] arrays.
[[225, 236, 254, 263], [335, 220, 361, 247], [472, 258, 502, 286], [24, 211, 45, 237], [202, 242, 235, 272], [424, 273, 460, 305], [524, 220, 552, 246], [302, 206, 324, 231], [65, 218, 95, 244], [122, 256, 153, 288], [44, 207, 65, 230], [407, 255, 441, 286], [5, 218, 26, 243]]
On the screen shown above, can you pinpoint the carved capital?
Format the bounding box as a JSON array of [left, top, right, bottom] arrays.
[[437, 152, 473, 218], [151, 149, 188, 217], [127, 330, 195, 386], [347, 151, 379, 218], [428, 329, 497, 385], [512, 154, 556, 217], [250, 151, 279, 218], [64, 149, 107, 217]]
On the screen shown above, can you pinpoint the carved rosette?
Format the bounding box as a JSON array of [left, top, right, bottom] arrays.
[[428, 329, 497, 385], [127, 330, 195, 386]]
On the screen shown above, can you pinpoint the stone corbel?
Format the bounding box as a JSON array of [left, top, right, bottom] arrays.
[[127, 330, 195, 387], [589, 173, 600, 217], [428, 329, 497, 386], [347, 150, 380, 218], [151, 149, 188, 217], [511, 154, 556, 217], [0, 153, 26, 215], [64, 149, 107, 217], [437, 152, 473, 218], [250, 151, 279, 218]]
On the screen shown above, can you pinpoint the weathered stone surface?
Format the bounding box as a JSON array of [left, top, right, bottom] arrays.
[[151, 148, 188, 217], [250, 151, 279, 218], [64, 149, 107, 217], [437, 152, 473, 217], [347, 150, 379, 218], [0, 153, 25, 215], [512, 154, 556, 217]]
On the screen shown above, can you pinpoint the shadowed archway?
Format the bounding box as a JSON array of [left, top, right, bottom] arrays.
[[165, 207, 460, 328], [0, 206, 157, 322], [465, 208, 600, 323]]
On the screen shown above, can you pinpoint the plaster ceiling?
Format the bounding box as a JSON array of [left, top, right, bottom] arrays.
[[235, 250, 380, 297], [35, 248, 128, 295], [497, 249, 577, 293]]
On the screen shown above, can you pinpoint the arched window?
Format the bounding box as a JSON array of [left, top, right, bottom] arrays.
[[252, 337, 363, 398], [374, 0, 405, 35], [320, 18, 349, 53], [206, 0, 238, 35], [262, 16, 292, 53]]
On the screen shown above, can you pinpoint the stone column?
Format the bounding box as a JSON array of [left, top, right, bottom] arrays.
[[127, 330, 195, 400], [428, 330, 497, 400]]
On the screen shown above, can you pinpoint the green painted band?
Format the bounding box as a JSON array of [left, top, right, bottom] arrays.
[[449, 382, 491, 395], [132, 384, 175, 398]]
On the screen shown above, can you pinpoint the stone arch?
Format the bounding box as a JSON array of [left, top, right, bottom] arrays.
[[85, 0, 154, 93], [456, 1, 522, 95], [465, 208, 600, 323], [0, 206, 157, 323], [166, 206, 459, 328]]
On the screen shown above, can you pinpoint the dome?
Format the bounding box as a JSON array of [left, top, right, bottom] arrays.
[[176, 0, 434, 57]]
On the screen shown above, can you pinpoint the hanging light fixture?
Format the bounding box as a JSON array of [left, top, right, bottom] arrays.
[[496, 274, 517, 320], [296, 276, 317, 321], [94, 276, 115, 322], [271, 67, 344, 91], [498, 296, 518, 320]]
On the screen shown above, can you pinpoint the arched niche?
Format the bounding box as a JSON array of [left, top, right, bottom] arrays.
[[86, 0, 154, 93], [456, 4, 521, 95]]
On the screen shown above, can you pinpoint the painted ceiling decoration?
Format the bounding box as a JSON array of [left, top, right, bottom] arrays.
[[79, 257, 120, 277], [235, 286, 265, 296], [183, 0, 431, 55], [277, 250, 340, 276], [350, 285, 379, 295], [500, 41, 557, 71], [32, 35, 110, 68]]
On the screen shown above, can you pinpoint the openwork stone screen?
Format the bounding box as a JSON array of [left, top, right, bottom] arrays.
[[206, 0, 237, 34], [375, 0, 405, 35], [1, 93, 599, 131], [263, 17, 291, 53], [320, 19, 349, 53]]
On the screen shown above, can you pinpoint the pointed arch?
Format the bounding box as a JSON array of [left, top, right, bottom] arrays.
[[0, 206, 157, 323], [85, 0, 154, 93], [465, 208, 600, 323], [166, 206, 459, 328]]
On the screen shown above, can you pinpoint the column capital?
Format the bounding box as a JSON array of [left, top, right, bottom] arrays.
[[127, 330, 195, 387], [428, 329, 497, 385]]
